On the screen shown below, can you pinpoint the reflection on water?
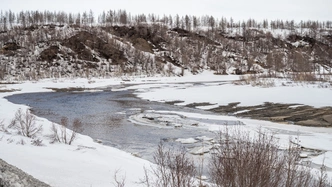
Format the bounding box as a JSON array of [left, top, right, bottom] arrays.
[[6, 87, 232, 162]]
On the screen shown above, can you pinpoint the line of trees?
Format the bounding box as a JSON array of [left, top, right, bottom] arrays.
[[0, 9, 331, 81], [1, 10, 332, 32]]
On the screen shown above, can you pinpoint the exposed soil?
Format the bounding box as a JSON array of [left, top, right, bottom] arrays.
[[165, 100, 185, 105], [38, 46, 62, 62], [185, 102, 216, 108], [2, 42, 20, 51], [1, 42, 21, 56], [132, 37, 153, 53], [165, 101, 332, 127], [171, 27, 220, 46], [108, 25, 165, 52], [61, 31, 127, 64], [207, 102, 332, 127], [0, 89, 20, 93], [288, 34, 316, 46]]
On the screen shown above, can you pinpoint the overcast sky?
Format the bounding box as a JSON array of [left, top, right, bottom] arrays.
[[2, 0, 332, 22]]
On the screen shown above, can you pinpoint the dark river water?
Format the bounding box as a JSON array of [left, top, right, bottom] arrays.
[[6, 86, 230, 163]]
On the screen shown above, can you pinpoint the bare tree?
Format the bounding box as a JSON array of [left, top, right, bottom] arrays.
[[119, 10, 127, 25], [0, 65, 6, 80], [0, 119, 7, 133], [210, 127, 331, 187], [69, 118, 83, 144], [9, 108, 42, 138], [82, 11, 88, 27], [184, 15, 191, 31], [88, 9, 94, 26], [141, 143, 196, 187], [175, 14, 180, 28], [48, 117, 83, 145], [192, 16, 199, 31], [113, 169, 126, 187]]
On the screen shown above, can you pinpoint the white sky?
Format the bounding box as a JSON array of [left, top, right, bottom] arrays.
[[1, 0, 332, 22]]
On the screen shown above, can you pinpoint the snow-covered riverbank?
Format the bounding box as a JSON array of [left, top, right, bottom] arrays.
[[0, 72, 237, 186], [128, 73, 332, 177], [0, 78, 153, 187], [1, 71, 332, 186]]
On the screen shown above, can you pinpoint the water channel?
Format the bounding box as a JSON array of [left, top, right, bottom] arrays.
[[6, 84, 238, 169]]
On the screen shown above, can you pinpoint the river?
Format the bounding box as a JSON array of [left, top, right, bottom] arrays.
[[5, 85, 235, 163]]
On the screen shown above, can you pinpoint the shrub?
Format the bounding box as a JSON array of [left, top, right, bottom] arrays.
[[141, 143, 196, 187], [290, 72, 318, 82], [0, 119, 8, 133], [16, 139, 26, 145], [235, 74, 275, 88], [209, 127, 331, 187], [31, 138, 44, 146], [0, 65, 6, 80], [9, 109, 42, 138], [113, 169, 126, 187], [48, 117, 83, 145]]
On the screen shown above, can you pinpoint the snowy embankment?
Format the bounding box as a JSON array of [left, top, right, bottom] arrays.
[[0, 78, 151, 187], [124, 72, 332, 177], [1, 71, 332, 186], [0, 72, 237, 186], [134, 78, 332, 108]]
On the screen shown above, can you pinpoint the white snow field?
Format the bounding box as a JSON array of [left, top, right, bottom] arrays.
[[0, 78, 154, 187], [1, 71, 332, 186], [134, 77, 332, 108], [129, 71, 332, 177]]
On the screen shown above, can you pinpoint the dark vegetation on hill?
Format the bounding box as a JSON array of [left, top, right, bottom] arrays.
[[0, 10, 331, 80]]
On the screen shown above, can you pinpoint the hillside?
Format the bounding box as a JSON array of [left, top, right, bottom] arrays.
[[0, 10, 332, 81]]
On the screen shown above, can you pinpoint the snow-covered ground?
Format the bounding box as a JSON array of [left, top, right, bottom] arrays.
[[0, 72, 238, 186], [132, 77, 332, 108], [1, 71, 332, 186], [0, 78, 155, 187], [128, 72, 332, 176]]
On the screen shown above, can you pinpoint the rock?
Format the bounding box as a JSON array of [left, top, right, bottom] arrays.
[[94, 139, 103, 144], [0, 159, 50, 187], [174, 123, 183, 128], [142, 116, 154, 121], [131, 153, 141, 158]]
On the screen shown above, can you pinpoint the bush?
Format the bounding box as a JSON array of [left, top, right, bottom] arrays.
[[235, 74, 275, 88], [113, 169, 126, 187], [209, 127, 331, 187], [290, 72, 318, 82], [48, 117, 83, 145], [141, 143, 197, 187], [9, 109, 42, 138], [31, 138, 44, 146], [0, 65, 6, 80], [0, 119, 8, 133]]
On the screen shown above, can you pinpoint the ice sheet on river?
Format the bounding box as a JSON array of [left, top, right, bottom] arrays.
[[129, 111, 209, 129], [128, 110, 243, 129]]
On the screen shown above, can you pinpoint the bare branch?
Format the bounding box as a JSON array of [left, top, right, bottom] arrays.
[[113, 169, 126, 187], [10, 109, 42, 138]]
